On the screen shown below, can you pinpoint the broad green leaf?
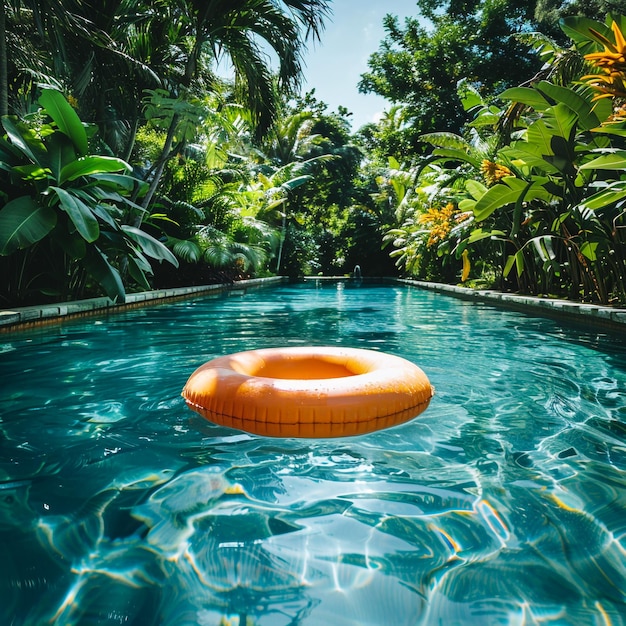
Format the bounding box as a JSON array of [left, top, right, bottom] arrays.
[[473, 178, 530, 221], [536, 82, 599, 131], [2, 116, 46, 164], [90, 203, 120, 230], [503, 254, 516, 278], [83, 246, 125, 302], [51, 186, 100, 242], [469, 112, 501, 128], [90, 173, 148, 195], [579, 152, 626, 170], [388, 156, 401, 170], [121, 225, 179, 266], [560, 16, 612, 54], [130, 246, 152, 273], [467, 228, 506, 243], [45, 132, 78, 181], [501, 146, 560, 174], [580, 240, 599, 261], [473, 185, 518, 221], [547, 137, 576, 176], [580, 185, 626, 209], [59, 156, 131, 183], [83, 186, 125, 205], [280, 175, 312, 191], [0, 133, 24, 164], [127, 255, 152, 290], [458, 80, 484, 112], [465, 179, 488, 201], [515, 249, 525, 276], [590, 97, 614, 125], [499, 87, 550, 111], [205, 142, 228, 169], [473, 177, 553, 223], [390, 178, 406, 202], [524, 120, 556, 159], [0, 197, 57, 254], [39, 89, 88, 156], [458, 198, 477, 213], [266, 197, 287, 210], [432, 148, 481, 169], [545, 103, 578, 141], [591, 123, 626, 137], [420, 132, 470, 151]]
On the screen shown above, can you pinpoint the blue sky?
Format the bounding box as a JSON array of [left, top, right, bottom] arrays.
[[300, 1, 421, 130]]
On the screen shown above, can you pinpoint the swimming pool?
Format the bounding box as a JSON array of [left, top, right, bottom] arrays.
[[1, 281, 625, 625]]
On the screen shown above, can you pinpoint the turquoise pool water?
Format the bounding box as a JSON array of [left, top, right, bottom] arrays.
[[1, 282, 626, 625]]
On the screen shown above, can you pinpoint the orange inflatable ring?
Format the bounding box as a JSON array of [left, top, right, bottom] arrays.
[[182, 346, 434, 438]]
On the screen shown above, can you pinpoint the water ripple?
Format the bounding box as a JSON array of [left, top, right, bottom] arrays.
[[2, 283, 626, 624]]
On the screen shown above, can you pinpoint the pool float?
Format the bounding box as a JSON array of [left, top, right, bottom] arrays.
[[182, 346, 434, 438]]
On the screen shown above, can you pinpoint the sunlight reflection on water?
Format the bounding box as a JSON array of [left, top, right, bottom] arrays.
[[1, 282, 626, 625]]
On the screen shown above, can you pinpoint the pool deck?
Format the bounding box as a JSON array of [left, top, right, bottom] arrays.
[[0, 277, 285, 332], [1, 276, 625, 333]]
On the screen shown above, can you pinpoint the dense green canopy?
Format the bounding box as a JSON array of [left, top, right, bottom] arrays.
[[1, 0, 626, 305]]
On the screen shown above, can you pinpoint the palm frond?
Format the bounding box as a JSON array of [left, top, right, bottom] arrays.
[[168, 237, 202, 263]]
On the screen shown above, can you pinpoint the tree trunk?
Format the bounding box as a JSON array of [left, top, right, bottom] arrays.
[[136, 111, 179, 218], [135, 31, 202, 220], [276, 212, 286, 273], [0, 1, 8, 117]]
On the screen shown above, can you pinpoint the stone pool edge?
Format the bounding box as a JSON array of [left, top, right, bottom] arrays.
[[0, 277, 287, 332], [394, 278, 626, 333]]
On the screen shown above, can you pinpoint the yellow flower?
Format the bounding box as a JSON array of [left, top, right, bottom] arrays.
[[418, 202, 464, 247], [583, 21, 626, 100], [480, 160, 512, 186], [585, 21, 626, 70]]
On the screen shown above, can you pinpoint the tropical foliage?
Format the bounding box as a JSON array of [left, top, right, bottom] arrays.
[[0, 0, 336, 305], [0, 89, 177, 303], [2, 1, 626, 306], [358, 0, 545, 155], [382, 15, 626, 304]]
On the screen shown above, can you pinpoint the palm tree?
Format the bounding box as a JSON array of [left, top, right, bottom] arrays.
[[137, 0, 331, 212], [1, 0, 117, 115], [262, 110, 318, 165]]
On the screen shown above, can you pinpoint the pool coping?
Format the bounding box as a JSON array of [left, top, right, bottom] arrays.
[[0, 277, 286, 332], [394, 278, 626, 333], [1, 275, 625, 334]]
